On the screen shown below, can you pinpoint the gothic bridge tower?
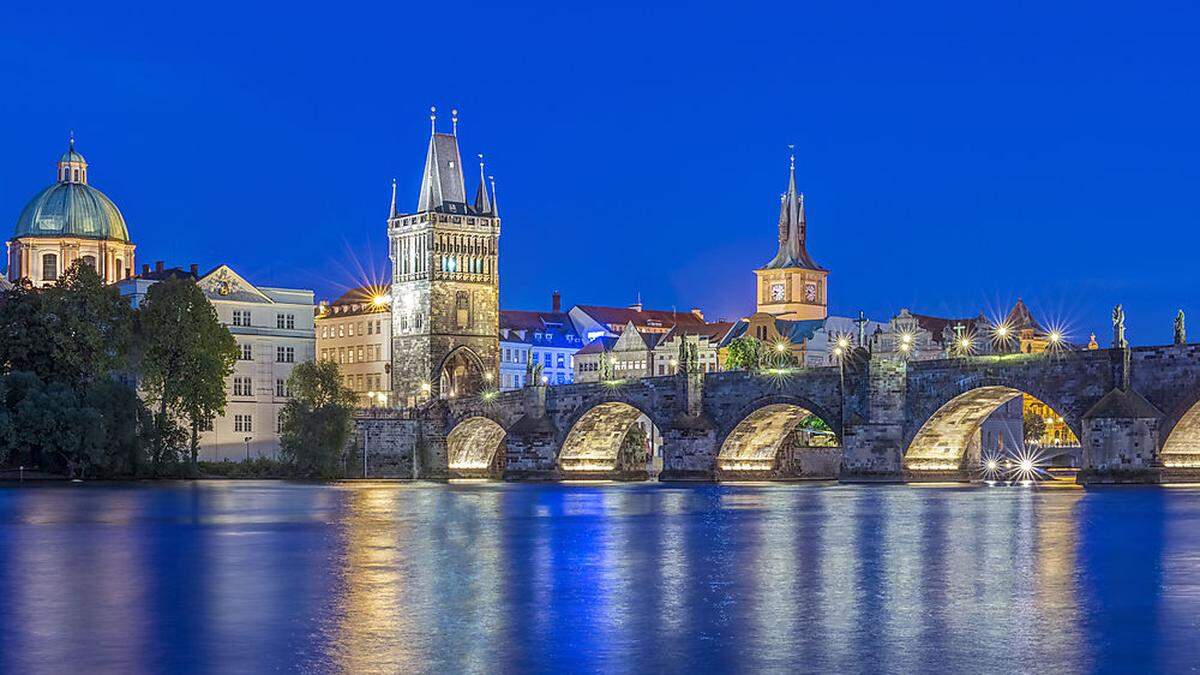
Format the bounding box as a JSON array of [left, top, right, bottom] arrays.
[[754, 151, 828, 320], [389, 109, 500, 406]]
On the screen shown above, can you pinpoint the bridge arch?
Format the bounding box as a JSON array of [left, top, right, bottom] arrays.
[[1160, 395, 1200, 467], [446, 416, 507, 477], [558, 400, 661, 476], [905, 380, 1080, 475], [716, 395, 841, 474]]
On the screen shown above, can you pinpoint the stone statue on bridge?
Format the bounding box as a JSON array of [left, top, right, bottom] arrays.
[[1176, 310, 1187, 346], [1113, 304, 1127, 349], [678, 339, 700, 375]]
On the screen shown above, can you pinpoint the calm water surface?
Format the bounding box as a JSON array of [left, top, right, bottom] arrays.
[[0, 481, 1198, 673]]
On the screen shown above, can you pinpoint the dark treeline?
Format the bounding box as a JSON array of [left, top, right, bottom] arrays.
[[0, 262, 356, 480]]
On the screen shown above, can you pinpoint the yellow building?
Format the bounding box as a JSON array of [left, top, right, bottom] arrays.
[[316, 285, 393, 407]]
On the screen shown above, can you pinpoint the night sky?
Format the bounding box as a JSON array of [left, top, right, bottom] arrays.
[[3, 1, 1199, 344]]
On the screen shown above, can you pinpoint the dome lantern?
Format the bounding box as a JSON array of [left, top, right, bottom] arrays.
[[57, 134, 88, 184]]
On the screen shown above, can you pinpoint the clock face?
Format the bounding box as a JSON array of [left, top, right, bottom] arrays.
[[804, 282, 818, 302], [770, 283, 786, 301]]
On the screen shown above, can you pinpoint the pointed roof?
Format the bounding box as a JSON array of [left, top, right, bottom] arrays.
[[417, 132, 467, 213], [474, 154, 492, 214], [761, 153, 823, 271], [388, 179, 398, 218], [1004, 299, 1043, 332], [1084, 387, 1162, 420], [197, 264, 275, 304]]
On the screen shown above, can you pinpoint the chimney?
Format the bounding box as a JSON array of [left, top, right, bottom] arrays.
[[691, 308, 705, 321], [155, 261, 164, 273], [189, 264, 199, 277], [552, 290, 561, 313], [141, 264, 150, 276]]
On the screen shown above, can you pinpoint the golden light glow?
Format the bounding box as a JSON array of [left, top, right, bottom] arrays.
[[420, 382, 431, 393], [836, 336, 851, 349], [484, 372, 494, 382], [775, 341, 788, 353], [900, 332, 913, 345], [1048, 331, 1062, 344], [832, 347, 843, 357], [371, 294, 388, 307]]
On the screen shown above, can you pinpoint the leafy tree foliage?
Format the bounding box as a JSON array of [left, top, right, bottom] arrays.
[[0, 262, 131, 389], [137, 278, 238, 472], [616, 423, 649, 471], [725, 336, 763, 370], [1023, 409, 1047, 445], [279, 360, 357, 478]]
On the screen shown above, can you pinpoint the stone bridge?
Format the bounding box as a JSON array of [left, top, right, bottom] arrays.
[[354, 344, 1200, 484]]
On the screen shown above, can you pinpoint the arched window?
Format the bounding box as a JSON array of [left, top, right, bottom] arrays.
[[81, 255, 97, 269], [115, 259, 124, 279], [42, 253, 58, 281], [73, 168, 79, 182]]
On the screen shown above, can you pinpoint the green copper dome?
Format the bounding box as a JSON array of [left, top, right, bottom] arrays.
[[13, 143, 130, 243]]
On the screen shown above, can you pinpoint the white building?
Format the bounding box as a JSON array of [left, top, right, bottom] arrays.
[[120, 263, 315, 461], [499, 293, 582, 390]]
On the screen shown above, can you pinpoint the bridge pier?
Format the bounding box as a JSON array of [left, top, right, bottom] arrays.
[[1078, 387, 1164, 484], [840, 357, 906, 482]]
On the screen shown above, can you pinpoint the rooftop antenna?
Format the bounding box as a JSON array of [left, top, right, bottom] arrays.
[[451, 109, 459, 136], [429, 106, 437, 134]]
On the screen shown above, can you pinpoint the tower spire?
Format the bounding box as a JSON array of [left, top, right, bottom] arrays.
[[451, 109, 459, 136], [389, 178, 398, 218], [429, 106, 437, 135], [474, 154, 492, 214], [489, 175, 499, 217]]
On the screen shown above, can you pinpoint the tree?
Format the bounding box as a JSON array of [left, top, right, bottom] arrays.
[[85, 378, 155, 476], [725, 336, 763, 370], [279, 360, 357, 478], [0, 372, 104, 478], [0, 262, 132, 389], [1023, 409, 1047, 445], [616, 423, 649, 471], [138, 278, 238, 473]]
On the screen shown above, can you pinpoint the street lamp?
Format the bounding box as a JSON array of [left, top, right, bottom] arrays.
[[243, 436, 253, 461]]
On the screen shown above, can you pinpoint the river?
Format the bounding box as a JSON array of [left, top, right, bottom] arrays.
[[0, 481, 1196, 673]]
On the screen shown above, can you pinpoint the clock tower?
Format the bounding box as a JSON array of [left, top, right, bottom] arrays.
[[754, 153, 827, 320]]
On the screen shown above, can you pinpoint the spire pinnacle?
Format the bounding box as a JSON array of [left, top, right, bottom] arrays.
[[489, 175, 499, 217], [389, 178, 398, 218], [429, 106, 437, 135], [69, 130, 75, 151], [451, 109, 459, 136], [474, 153, 492, 214]]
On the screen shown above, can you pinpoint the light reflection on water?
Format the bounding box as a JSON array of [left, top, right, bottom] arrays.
[[0, 482, 1196, 672]]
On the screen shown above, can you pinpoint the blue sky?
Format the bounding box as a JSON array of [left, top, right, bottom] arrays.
[[2, 1, 1199, 344]]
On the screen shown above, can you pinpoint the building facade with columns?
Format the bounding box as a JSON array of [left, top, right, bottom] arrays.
[[389, 110, 500, 406], [9, 140, 136, 285]]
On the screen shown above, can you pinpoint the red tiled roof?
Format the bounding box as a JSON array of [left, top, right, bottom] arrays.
[[500, 309, 571, 331], [575, 305, 708, 329]]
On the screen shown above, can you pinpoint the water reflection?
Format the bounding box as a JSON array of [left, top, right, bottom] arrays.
[[0, 482, 1194, 672]]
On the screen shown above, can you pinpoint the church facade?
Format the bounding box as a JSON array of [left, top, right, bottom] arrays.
[[389, 110, 500, 406]]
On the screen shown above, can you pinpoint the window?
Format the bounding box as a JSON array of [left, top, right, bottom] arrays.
[[234, 414, 253, 433], [276, 378, 287, 397], [41, 253, 58, 281], [557, 354, 565, 369], [348, 348, 355, 364], [239, 344, 253, 360], [198, 418, 213, 432], [277, 346, 295, 363], [338, 325, 345, 338], [321, 326, 328, 339], [367, 321, 373, 335], [276, 414, 284, 434], [357, 322, 364, 336], [338, 348, 346, 364], [232, 310, 250, 327], [416, 314, 423, 330], [376, 320, 382, 334], [356, 374, 364, 391], [357, 346, 364, 362], [233, 377, 252, 397], [81, 255, 97, 269], [277, 314, 286, 329], [348, 323, 355, 337]]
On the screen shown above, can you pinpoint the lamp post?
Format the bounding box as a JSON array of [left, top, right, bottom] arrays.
[[243, 436, 252, 461]]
